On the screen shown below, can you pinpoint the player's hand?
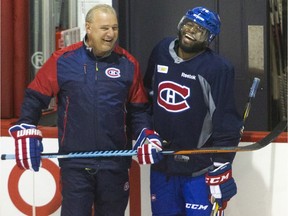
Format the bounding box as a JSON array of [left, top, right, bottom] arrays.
[[134, 128, 163, 165], [9, 123, 43, 172], [205, 162, 237, 210]]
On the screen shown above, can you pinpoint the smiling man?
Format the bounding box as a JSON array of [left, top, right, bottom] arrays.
[[85, 5, 119, 57], [144, 6, 243, 216], [8, 4, 163, 216]]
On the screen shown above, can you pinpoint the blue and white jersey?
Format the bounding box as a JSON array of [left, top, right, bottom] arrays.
[[144, 37, 243, 175]]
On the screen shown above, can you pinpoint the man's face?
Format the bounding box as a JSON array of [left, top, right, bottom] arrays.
[[178, 21, 209, 53], [85, 10, 118, 57]]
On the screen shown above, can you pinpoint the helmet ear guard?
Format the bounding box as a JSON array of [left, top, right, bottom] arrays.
[[178, 7, 221, 43]]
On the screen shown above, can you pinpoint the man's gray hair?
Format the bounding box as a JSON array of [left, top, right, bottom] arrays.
[[85, 4, 117, 22]]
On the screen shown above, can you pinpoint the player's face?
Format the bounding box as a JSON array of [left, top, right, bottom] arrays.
[[178, 21, 209, 53], [86, 10, 118, 57]]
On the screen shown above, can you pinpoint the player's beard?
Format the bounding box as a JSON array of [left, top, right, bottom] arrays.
[[178, 32, 208, 53]]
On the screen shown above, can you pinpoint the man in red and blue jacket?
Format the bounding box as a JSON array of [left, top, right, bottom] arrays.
[[8, 4, 163, 216]]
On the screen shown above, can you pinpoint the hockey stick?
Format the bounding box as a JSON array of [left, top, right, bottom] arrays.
[[242, 77, 260, 125], [1, 120, 287, 160], [211, 201, 219, 216]]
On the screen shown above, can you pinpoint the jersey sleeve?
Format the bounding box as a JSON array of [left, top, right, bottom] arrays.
[[18, 52, 60, 125], [143, 45, 160, 109], [210, 64, 243, 163]]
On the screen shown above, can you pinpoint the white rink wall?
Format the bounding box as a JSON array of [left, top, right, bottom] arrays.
[[0, 136, 287, 216], [226, 142, 288, 216]]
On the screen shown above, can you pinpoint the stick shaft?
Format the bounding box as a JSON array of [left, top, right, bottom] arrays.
[[0, 148, 245, 160], [1, 150, 138, 160], [249, 77, 260, 98], [243, 77, 260, 124], [2, 120, 286, 160], [210, 201, 219, 216], [0, 147, 266, 160]]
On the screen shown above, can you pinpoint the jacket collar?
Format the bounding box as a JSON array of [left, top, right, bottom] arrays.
[[83, 35, 114, 60]]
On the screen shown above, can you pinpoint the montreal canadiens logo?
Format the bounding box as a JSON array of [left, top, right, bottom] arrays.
[[105, 67, 121, 78], [158, 81, 190, 112]]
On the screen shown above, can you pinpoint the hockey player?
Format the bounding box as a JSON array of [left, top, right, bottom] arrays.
[[8, 4, 162, 216], [144, 6, 243, 216]]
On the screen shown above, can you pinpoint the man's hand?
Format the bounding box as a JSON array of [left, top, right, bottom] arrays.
[[205, 162, 237, 210], [9, 123, 43, 172], [134, 128, 163, 165]]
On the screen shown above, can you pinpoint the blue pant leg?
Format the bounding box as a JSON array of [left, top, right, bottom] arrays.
[[60, 167, 95, 216], [150, 170, 186, 216], [94, 170, 129, 216], [183, 174, 213, 216], [60, 168, 129, 216]]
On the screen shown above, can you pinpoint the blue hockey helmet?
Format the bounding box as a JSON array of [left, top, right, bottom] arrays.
[[178, 7, 221, 42]]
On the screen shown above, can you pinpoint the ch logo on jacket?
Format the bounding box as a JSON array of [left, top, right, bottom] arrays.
[[105, 67, 121, 78], [157, 81, 190, 112]]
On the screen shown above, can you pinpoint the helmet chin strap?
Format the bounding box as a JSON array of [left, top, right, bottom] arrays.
[[208, 34, 215, 43], [177, 34, 208, 56], [179, 42, 207, 54]]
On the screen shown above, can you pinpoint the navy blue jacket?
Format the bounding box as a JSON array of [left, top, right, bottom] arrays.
[[144, 37, 243, 175], [18, 40, 152, 170]]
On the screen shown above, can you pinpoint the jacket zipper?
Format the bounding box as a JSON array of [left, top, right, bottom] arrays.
[[95, 62, 98, 80], [94, 61, 99, 145], [61, 96, 70, 146], [83, 64, 87, 83]]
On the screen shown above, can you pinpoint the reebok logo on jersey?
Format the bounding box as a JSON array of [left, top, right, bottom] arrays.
[[157, 65, 168, 73], [181, 72, 196, 80], [158, 81, 190, 112], [105, 67, 121, 78]]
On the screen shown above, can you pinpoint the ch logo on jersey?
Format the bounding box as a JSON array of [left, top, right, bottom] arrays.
[[157, 81, 190, 112], [105, 67, 121, 78]]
